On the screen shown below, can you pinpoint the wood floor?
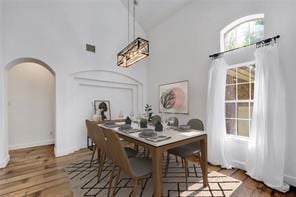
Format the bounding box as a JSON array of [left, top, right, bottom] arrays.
[[0, 145, 295, 197]]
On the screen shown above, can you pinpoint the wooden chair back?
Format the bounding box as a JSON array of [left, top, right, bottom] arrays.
[[90, 123, 107, 152], [187, 119, 204, 130], [102, 128, 134, 177], [85, 120, 95, 140]]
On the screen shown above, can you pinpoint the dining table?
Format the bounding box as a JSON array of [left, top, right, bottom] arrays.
[[98, 123, 208, 197]]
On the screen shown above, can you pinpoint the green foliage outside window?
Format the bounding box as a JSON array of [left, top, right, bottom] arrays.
[[224, 19, 264, 51]]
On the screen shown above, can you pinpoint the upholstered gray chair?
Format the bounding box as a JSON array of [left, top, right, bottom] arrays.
[[165, 118, 204, 188], [88, 122, 138, 183], [151, 115, 161, 125], [167, 117, 179, 127], [187, 118, 204, 130], [102, 128, 152, 197]]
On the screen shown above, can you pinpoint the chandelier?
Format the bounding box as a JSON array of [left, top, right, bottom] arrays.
[[117, 0, 149, 68]]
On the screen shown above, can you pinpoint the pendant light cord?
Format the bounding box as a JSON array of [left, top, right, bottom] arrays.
[[133, 0, 136, 40], [128, 0, 130, 43]]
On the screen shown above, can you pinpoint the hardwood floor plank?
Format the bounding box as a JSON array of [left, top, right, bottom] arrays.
[[231, 169, 248, 181], [0, 145, 295, 197], [5, 177, 70, 197]]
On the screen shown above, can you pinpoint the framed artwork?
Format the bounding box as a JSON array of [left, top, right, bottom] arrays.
[[94, 100, 111, 121], [159, 80, 189, 114]]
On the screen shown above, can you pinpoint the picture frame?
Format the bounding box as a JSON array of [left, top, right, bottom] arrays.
[[94, 100, 111, 121], [159, 80, 189, 114]]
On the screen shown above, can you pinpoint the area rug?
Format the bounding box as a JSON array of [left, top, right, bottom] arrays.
[[65, 156, 241, 197]]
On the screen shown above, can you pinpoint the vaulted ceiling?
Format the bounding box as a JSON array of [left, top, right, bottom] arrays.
[[120, 0, 193, 31]]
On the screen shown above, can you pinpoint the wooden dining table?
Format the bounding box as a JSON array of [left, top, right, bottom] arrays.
[[99, 123, 208, 197]]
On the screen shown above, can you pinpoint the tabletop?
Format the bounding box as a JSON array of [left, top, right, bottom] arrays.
[[98, 123, 206, 147]]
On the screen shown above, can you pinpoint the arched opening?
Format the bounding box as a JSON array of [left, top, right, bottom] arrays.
[[5, 58, 56, 150]]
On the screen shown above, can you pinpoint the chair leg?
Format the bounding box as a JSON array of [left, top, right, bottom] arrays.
[[184, 159, 189, 189], [107, 165, 116, 197], [181, 158, 184, 167], [97, 153, 106, 183], [134, 144, 139, 152], [112, 168, 121, 197], [165, 153, 170, 177], [131, 179, 139, 197], [175, 155, 179, 165], [90, 146, 96, 167], [87, 136, 90, 149]]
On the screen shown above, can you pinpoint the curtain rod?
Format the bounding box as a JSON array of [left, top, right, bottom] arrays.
[[209, 35, 280, 58]]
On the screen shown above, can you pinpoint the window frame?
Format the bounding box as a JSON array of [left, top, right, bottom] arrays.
[[221, 14, 264, 138], [225, 60, 256, 139], [220, 14, 264, 52]]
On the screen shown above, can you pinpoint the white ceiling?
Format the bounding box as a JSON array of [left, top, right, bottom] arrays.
[[120, 0, 193, 31]]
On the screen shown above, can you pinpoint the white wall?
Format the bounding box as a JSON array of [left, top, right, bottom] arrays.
[[0, 0, 148, 165], [7, 62, 55, 149], [147, 0, 296, 186], [0, 0, 10, 168]]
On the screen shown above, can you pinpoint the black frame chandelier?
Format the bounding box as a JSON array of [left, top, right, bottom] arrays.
[[117, 0, 149, 68]]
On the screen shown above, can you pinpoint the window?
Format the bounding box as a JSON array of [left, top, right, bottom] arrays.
[[225, 63, 255, 137], [221, 14, 264, 137]]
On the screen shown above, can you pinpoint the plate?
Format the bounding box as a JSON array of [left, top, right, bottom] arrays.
[[118, 125, 132, 131], [139, 129, 157, 138]]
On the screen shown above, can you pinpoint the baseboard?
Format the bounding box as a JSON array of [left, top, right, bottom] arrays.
[[0, 154, 10, 168], [54, 145, 83, 157], [8, 139, 54, 150], [285, 174, 296, 187]]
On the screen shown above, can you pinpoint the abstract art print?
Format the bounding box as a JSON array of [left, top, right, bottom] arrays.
[[94, 100, 111, 121], [159, 80, 189, 114]]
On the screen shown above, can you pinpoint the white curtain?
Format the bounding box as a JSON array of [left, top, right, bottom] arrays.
[[246, 43, 289, 192], [206, 58, 232, 169]]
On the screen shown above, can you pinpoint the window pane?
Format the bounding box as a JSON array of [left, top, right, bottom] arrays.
[[250, 83, 254, 99], [237, 66, 250, 83], [237, 102, 249, 119], [224, 30, 237, 50], [250, 102, 254, 117], [226, 119, 236, 135], [226, 85, 236, 100], [238, 84, 249, 100], [250, 64, 255, 82], [224, 19, 264, 51], [236, 22, 250, 47], [226, 68, 236, 84], [237, 120, 249, 137], [226, 103, 236, 118], [249, 20, 264, 43]]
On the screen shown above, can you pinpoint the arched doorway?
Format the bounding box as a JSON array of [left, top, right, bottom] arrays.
[[5, 58, 56, 150]]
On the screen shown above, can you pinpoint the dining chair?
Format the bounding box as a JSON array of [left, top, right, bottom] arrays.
[[187, 119, 204, 130], [168, 116, 179, 127], [85, 120, 97, 166], [165, 119, 205, 188], [102, 128, 152, 197], [87, 121, 138, 183], [151, 115, 161, 125], [90, 121, 109, 182]]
